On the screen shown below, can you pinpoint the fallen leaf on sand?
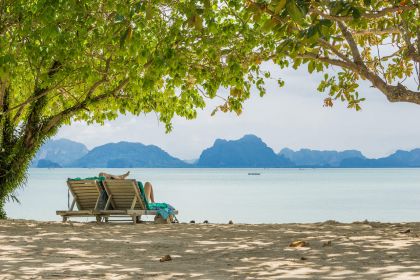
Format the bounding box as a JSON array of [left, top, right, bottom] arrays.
[[289, 240, 309, 248], [300, 257, 307, 260], [160, 255, 172, 262], [400, 229, 411, 234]]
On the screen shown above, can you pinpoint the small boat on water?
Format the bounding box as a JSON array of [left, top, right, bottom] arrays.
[[248, 172, 261, 175]]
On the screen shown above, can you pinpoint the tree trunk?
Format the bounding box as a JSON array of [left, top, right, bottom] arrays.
[[0, 112, 51, 219], [0, 141, 37, 219], [0, 109, 56, 218], [0, 78, 59, 218], [0, 178, 10, 219], [0, 123, 60, 218], [0, 189, 6, 219]]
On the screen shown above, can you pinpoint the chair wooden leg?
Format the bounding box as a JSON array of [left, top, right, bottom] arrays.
[[62, 216, 68, 223], [132, 215, 137, 225], [96, 216, 101, 223], [136, 215, 142, 223]]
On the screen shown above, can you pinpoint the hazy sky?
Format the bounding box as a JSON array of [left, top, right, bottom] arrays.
[[56, 63, 420, 160]]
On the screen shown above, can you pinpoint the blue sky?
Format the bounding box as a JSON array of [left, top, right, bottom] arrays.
[[56, 63, 420, 160]]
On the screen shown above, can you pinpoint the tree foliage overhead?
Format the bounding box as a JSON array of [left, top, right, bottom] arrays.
[[248, 0, 419, 109], [0, 0, 268, 131], [0, 0, 269, 217]]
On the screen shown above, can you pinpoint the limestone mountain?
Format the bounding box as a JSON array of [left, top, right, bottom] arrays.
[[196, 135, 293, 167]]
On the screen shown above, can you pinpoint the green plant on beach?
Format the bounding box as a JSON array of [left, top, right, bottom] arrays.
[[0, 0, 419, 218]]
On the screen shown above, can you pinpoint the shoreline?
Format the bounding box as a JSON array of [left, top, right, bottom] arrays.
[[1, 219, 420, 279]]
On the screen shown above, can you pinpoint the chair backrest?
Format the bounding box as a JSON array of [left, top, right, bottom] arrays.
[[67, 180, 102, 210], [102, 179, 146, 210]]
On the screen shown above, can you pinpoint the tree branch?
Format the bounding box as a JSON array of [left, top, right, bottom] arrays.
[[0, 80, 6, 113], [297, 53, 359, 72], [400, 24, 420, 63], [22, 87, 50, 147], [0, 85, 14, 149], [417, 28, 420, 58], [352, 28, 401, 36], [351, 58, 420, 104], [2, 57, 112, 117], [86, 57, 112, 98], [250, 0, 420, 105], [2, 87, 50, 116], [377, 49, 403, 61], [386, 84, 420, 104], [337, 22, 364, 64], [310, 4, 417, 21], [248, 2, 283, 23], [317, 39, 354, 64], [41, 78, 129, 135], [301, 48, 420, 105]]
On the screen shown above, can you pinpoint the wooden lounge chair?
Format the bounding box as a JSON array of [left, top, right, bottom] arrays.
[[56, 179, 103, 222], [101, 179, 177, 224]]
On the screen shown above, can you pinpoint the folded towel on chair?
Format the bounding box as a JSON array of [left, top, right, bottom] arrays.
[[137, 182, 176, 220]]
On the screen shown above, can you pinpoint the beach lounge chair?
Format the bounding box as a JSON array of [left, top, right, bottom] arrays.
[[101, 179, 178, 224], [56, 179, 104, 222]]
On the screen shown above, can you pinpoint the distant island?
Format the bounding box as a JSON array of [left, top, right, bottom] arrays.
[[32, 135, 420, 168]]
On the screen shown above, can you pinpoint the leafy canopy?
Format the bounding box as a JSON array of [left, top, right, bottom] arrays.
[[246, 0, 420, 108], [2, 0, 418, 137], [0, 0, 270, 134]]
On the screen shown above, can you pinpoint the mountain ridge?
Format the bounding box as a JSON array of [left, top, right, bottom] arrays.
[[70, 141, 189, 168], [32, 138, 88, 167], [279, 148, 366, 167], [196, 134, 293, 167], [34, 136, 420, 168]]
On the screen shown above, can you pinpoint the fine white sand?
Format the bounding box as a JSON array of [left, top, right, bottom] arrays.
[[1, 219, 420, 279]]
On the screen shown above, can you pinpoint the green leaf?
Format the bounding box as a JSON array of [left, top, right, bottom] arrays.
[[295, 0, 309, 15], [146, 4, 153, 20], [363, 0, 372, 6], [351, 7, 362, 19], [319, 19, 333, 27], [306, 26, 317, 38], [119, 29, 128, 48], [115, 14, 124, 23], [262, 18, 277, 31], [286, 0, 304, 23], [194, 15, 203, 30], [274, 0, 287, 13], [308, 61, 315, 73]]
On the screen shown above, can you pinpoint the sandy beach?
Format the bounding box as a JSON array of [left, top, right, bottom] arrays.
[[1, 219, 420, 279]]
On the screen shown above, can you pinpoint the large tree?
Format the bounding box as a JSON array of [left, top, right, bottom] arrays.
[[1, 0, 419, 218], [247, 0, 419, 108], [0, 0, 268, 217]]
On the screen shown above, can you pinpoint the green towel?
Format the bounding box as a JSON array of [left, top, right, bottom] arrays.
[[136, 182, 175, 219], [136, 181, 150, 210]]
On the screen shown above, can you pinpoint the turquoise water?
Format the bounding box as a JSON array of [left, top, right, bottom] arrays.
[[5, 168, 420, 223]]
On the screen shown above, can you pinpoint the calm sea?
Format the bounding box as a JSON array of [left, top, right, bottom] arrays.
[[5, 168, 420, 223]]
